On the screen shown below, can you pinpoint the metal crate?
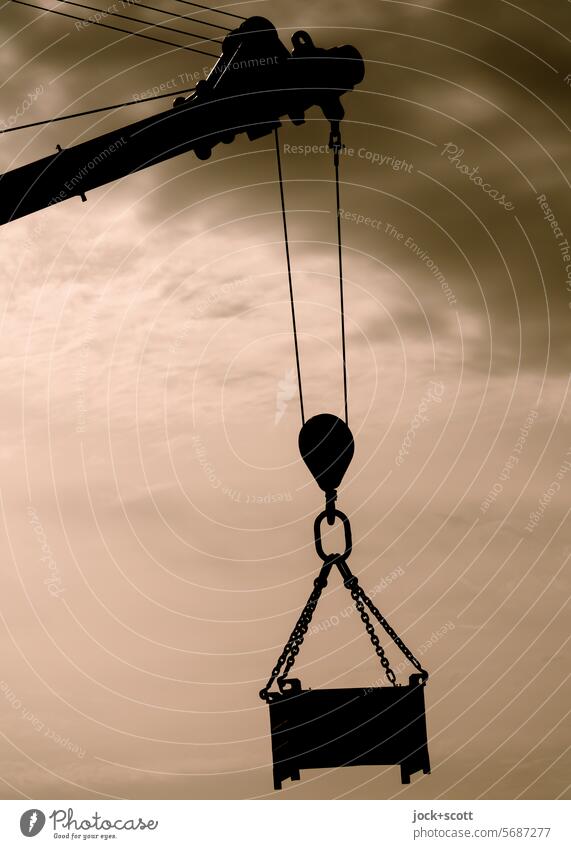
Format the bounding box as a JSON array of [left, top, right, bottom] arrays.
[[267, 674, 430, 789]]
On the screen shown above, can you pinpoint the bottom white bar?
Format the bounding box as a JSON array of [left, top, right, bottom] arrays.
[[0, 799, 568, 847]]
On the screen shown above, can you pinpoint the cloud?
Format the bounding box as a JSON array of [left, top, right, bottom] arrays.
[[0, 0, 568, 801]]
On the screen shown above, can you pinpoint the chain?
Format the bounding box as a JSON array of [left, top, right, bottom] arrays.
[[355, 584, 428, 680], [261, 509, 428, 700], [345, 575, 397, 686], [259, 555, 337, 701]]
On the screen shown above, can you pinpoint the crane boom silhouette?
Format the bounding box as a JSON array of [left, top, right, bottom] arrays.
[[0, 17, 364, 226]]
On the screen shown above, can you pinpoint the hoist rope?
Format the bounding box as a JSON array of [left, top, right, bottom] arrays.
[[273, 126, 350, 426], [0, 86, 197, 135], [11, 0, 220, 58], [51, 0, 224, 46], [333, 148, 349, 426], [128, 0, 232, 31], [174, 0, 247, 21], [274, 127, 306, 425]]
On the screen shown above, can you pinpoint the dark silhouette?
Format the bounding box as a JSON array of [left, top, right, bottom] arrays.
[[0, 17, 363, 225], [299, 413, 354, 524], [5, 10, 429, 788], [267, 676, 430, 789], [260, 414, 430, 788]]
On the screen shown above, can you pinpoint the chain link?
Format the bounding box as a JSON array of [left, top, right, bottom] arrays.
[[347, 577, 397, 686], [355, 583, 428, 680], [260, 510, 428, 701], [259, 555, 337, 701]]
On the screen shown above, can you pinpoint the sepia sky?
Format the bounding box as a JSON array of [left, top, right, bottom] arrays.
[[0, 0, 569, 800]]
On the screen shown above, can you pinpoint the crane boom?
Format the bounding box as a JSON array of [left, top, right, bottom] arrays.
[[0, 17, 364, 226]]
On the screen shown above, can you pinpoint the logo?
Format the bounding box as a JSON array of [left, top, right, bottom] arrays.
[[20, 809, 46, 837], [275, 368, 297, 425]]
